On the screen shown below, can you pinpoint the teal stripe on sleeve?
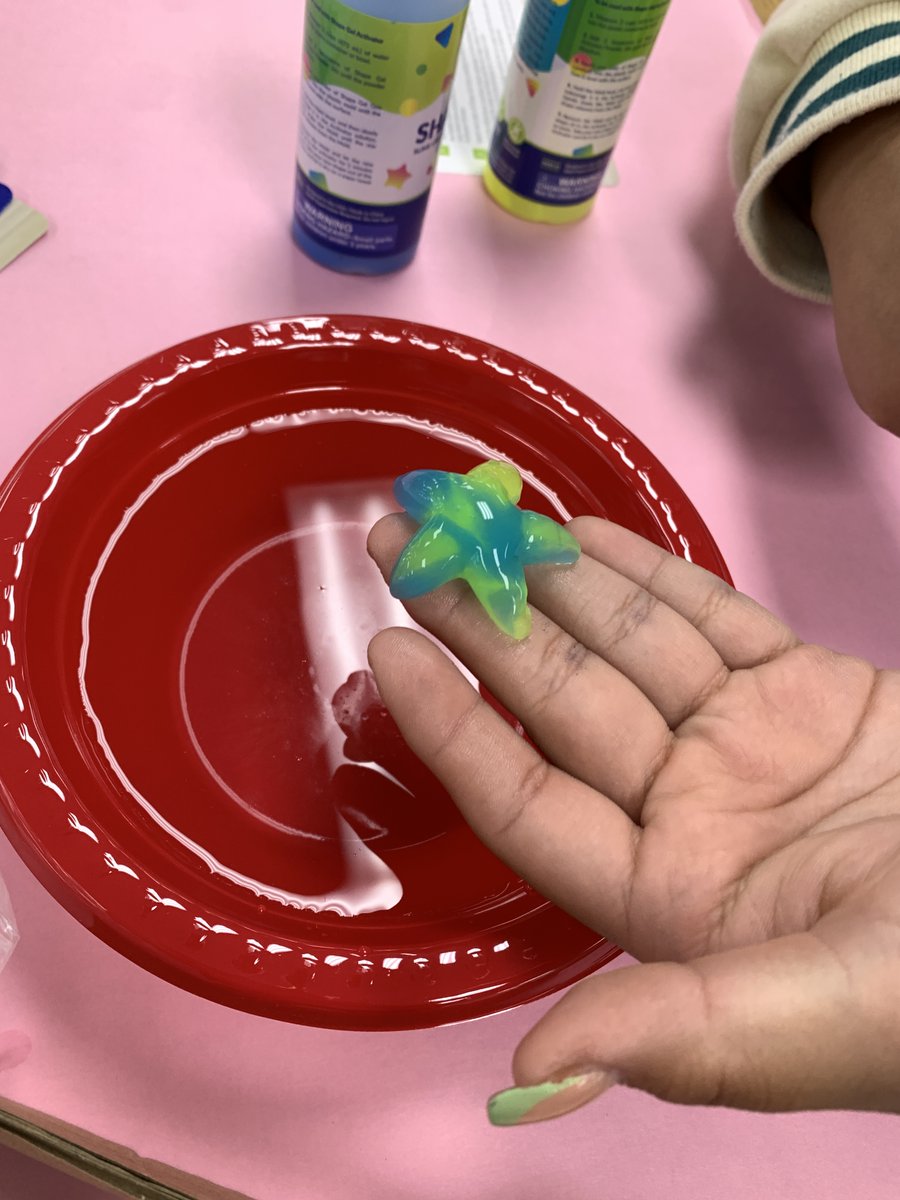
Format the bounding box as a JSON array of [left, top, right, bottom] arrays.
[[780, 55, 900, 142], [766, 21, 900, 150]]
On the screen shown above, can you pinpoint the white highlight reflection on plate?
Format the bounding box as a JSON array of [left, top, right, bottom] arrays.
[[78, 427, 402, 916]]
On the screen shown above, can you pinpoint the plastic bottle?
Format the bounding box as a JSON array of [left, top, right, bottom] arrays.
[[293, 0, 470, 274], [484, 0, 672, 224]]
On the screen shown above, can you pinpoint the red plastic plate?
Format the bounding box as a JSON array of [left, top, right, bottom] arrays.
[[0, 316, 730, 1030]]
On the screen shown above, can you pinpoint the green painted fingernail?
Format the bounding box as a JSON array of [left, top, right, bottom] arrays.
[[487, 1069, 616, 1126]]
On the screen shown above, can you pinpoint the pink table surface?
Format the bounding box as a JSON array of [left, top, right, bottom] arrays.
[[2, 2, 900, 1199]]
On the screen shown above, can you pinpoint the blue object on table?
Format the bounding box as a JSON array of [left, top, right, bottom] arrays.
[[0, 185, 12, 215]]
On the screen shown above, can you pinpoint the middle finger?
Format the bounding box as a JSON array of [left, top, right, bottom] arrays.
[[369, 514, 673, 818]]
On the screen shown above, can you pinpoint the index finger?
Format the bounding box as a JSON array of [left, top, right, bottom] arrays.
[[368, 627, 637, 937]]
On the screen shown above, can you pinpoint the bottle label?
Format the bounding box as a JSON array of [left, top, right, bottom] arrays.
[[488, 0, 670, 207], [295, 0, 467, 257]]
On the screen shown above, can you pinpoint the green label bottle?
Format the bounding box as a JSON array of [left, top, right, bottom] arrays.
[[484, 0, 672, 224]]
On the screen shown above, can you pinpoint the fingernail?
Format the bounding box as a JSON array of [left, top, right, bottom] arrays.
[[487, 1068, 617, 1127]]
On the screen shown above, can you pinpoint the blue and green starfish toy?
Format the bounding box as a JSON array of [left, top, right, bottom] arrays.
[[389, 460, 581, 640]]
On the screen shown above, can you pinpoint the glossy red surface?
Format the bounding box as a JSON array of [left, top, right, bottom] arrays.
[[0, 316, 731, 1030]]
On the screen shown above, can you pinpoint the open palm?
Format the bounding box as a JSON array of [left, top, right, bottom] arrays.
[[368, 515, 900, 1118]]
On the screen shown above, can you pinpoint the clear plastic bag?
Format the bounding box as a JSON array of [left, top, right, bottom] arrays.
[[0, 869, 18, 975]]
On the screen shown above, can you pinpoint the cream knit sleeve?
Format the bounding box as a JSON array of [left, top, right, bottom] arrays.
[[732, 0, 900, 300]]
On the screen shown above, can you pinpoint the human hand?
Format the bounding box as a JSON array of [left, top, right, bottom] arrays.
[[367, 515, 900, 1124], [812, 103, 900, 434]]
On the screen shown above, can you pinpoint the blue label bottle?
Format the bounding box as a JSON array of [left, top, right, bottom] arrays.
[[292, 0, 470, 274]]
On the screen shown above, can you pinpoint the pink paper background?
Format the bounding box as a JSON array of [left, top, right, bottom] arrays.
[[1, 1, 899, 1197]]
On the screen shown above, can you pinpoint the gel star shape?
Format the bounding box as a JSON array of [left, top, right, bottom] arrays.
[[389, 460, 581, 639]]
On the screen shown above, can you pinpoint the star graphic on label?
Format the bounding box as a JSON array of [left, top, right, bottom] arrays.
[[385, 164, 412, 189]]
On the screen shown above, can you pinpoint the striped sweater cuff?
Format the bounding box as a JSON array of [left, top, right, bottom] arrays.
[[735, 3, 900, 302]]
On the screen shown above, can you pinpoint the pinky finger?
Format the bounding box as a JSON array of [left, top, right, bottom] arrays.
[[568, 517, 799, 669]]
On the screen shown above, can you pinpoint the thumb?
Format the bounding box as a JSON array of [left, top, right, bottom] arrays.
[[487, 931, 900, 1125]]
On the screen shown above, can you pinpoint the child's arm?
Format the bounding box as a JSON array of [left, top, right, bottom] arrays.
[[733, 0, 900, 299], [734, 1, 900, 431]]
